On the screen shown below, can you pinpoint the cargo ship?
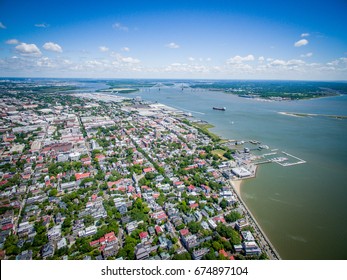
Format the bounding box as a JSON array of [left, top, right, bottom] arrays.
[[213, 107, 226, 111]]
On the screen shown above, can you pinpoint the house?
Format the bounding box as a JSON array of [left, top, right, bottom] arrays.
[[207, 219, 217, 230], [41, 243, 55, 258], [181, 234, 199, 250], [57, 238, 67, 250], [241, 231, 255, 242], [126, 221, 138, 234], [148, 226, 155, 236], [139, 231, 148, 241], [135, 246, 149, 260], [233, 244, 243, 253], [179, 228, 190, 237], [103, 244, 119, 258], [219, 249, 235, 260], [155, 225, 163, 235], [160, 252, 170, 260], [235, 218, 249, 231], [192, 248, 209, 260], [47, 225, 62, 241], [78, 225, 97, 237], [242, 241, 261, 256], [75, 172, 91, 181], [16, 250, 33, 260], [117, 204, 127, 215], [143, 167, 155, 173]]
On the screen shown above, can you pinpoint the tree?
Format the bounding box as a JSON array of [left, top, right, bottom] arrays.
[[212, 241, 222, 251], [225, 211, 243, 223], [188, 221, 202, 234], [3, 234, 19, 256], [49, 189, 58, 197], [219, 199, 228, 210], [172, 252, 191, 260], [83, 215, 95, 227]]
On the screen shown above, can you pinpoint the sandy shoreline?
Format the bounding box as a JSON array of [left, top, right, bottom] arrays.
[[231, 179, 243, 196], [230, 178, 281, 259]]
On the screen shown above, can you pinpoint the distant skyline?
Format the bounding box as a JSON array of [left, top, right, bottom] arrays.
[[0, 0, 347, 80]]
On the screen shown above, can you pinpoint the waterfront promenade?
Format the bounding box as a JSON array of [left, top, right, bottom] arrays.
[[231, 180, 281, 260]]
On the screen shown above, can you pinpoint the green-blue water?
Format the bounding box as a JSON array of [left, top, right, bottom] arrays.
[[124, 86, 347, 259]]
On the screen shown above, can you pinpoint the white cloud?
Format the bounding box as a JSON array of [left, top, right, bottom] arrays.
[[99, 46, 109, 52], [6, 39, 20, 45], [121, 47, 130, 52], [121, 56, 140, 64], [294, 39, 308, 47], [301, 33, 310, 37], [300, 52, 313, 58], [227, 54, 254, 64], [287, 59, 305, 66], [15, 43, 41, 56], [111, 52, 140, 64], [271, 59, 287, 66], [43, 42, 63, 53], [258, 56, 265, 62], [0, 22, 6, 29], [188, 57, 195, 61], [166, 42, 180, 49], [35, 23, 49, 28], [112, 22, 129, 31], [206, 57, 212, 62], [36, 57, 55, 68]]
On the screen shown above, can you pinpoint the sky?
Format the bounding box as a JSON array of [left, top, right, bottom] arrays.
[[0, 0, 347, 80]]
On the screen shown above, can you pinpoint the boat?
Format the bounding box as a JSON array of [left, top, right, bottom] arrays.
[[213, 107, 226, 111]]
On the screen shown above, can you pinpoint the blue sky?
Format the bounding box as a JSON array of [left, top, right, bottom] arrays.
[[0, 0, 346, 80]]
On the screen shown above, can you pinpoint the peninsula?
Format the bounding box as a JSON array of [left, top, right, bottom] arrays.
[[0, 79, 284, 260]]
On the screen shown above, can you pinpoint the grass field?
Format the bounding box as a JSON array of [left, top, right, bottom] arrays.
[[211, 149, 227, 160]]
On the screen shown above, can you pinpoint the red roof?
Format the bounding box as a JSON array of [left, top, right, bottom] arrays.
[[95, 154, 106, 161], [180, 228, 190, 236], [1, 224, 13, 230], [104, 232, 115, 240], [22, 174, 31, 179], [99, 244, 106, 251], [189, 203, 199, 209], [219, 249, 228, 257], [143, 167, 155, 173], [90, 240, 100, 246], [213, 216, 226, 223], [81, 157, 91, 162], [117, 186, 126, 192], [152, 193, 160, 199], [139, 232, 148, 239], [155, 225, 163, 234], [75, 172, 90, 180], [156, 213, 167, 220], [107, 181, 117, 187]]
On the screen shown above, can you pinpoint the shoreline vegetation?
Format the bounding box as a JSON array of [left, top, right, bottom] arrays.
[[189, 80, 347, 100]]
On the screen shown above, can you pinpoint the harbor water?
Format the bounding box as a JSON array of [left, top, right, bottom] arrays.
[[124, 86, 347, 260]]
